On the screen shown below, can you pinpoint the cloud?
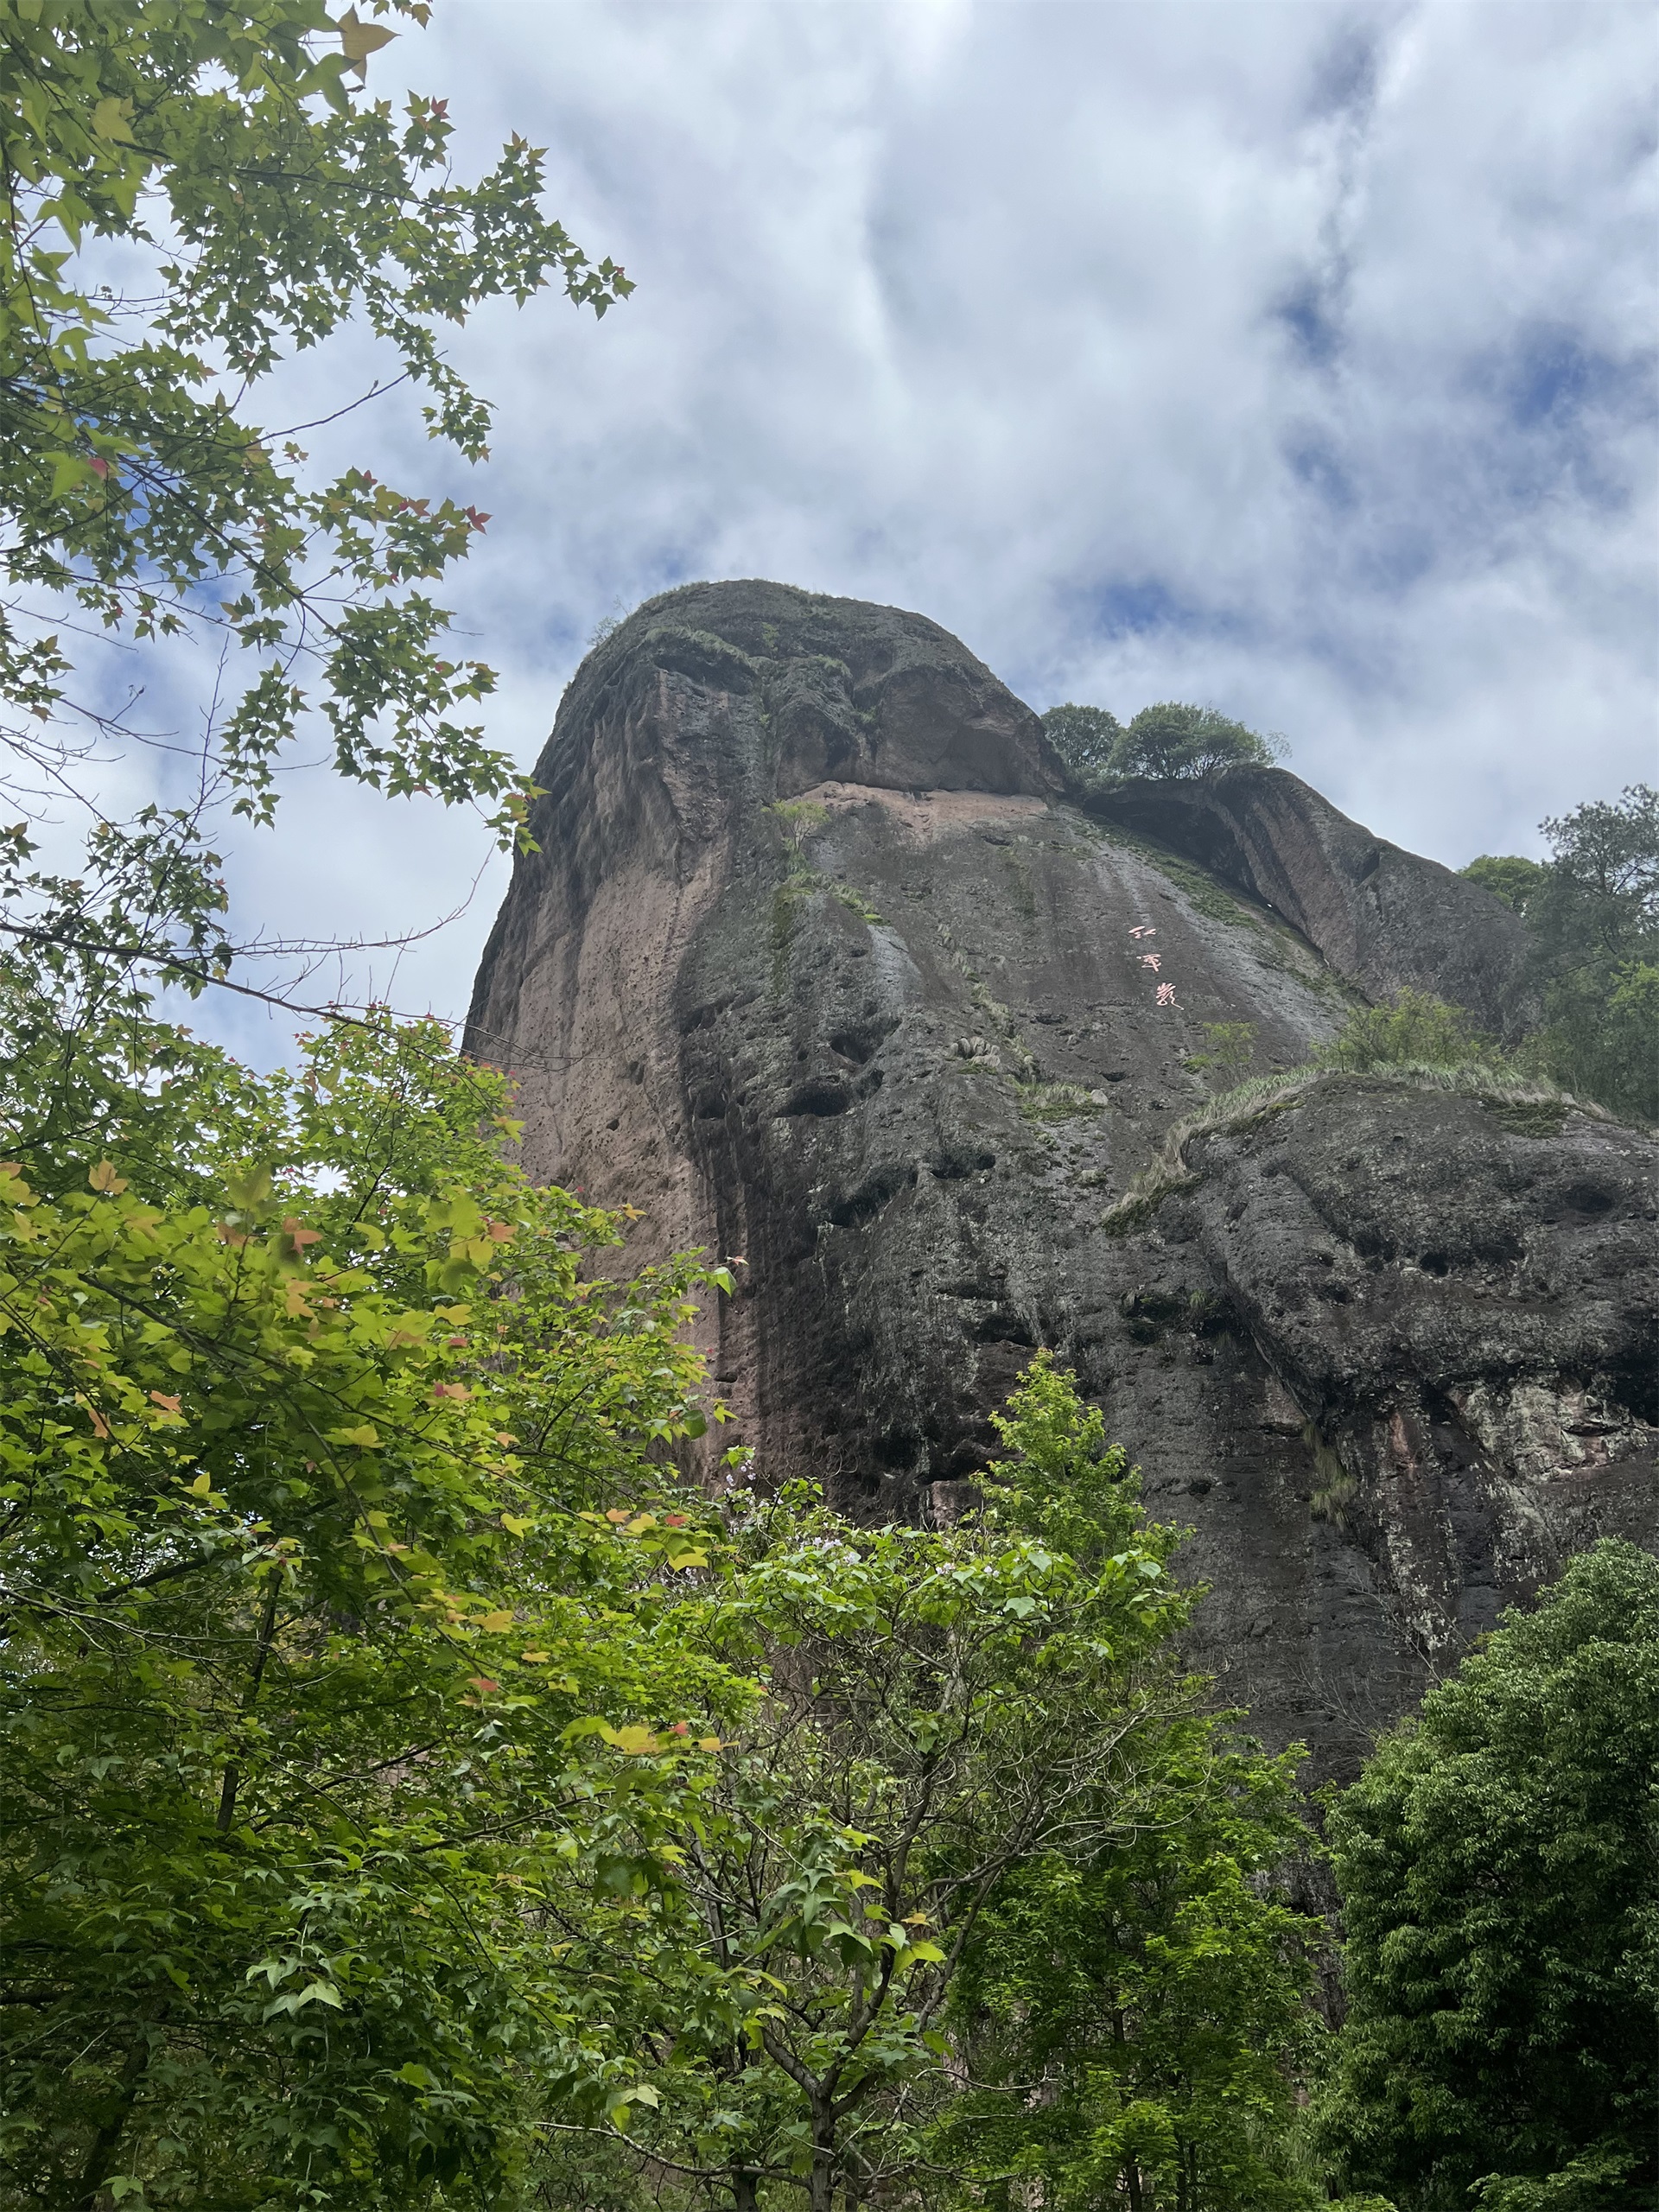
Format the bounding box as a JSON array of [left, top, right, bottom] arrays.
[[80, 0, 1658, 1060]]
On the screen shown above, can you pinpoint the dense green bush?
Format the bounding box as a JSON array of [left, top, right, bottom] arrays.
[[1314, 988, 1505, 1076]]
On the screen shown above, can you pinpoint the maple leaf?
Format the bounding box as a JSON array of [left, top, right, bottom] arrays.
[[465, 1676, 499, 1696], [88, 1160, 128, 1195], [334, 8, 397, 79], [281, 1217, 321, 1254], [149, 1391, 182, 1414]]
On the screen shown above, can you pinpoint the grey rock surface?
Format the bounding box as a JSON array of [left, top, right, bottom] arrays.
[[468, 580, 1657, 1779], [1090, 769, 1537, 1039]]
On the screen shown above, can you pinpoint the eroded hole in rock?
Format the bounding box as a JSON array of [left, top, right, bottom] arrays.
[[1420, 1251, 1451, 1277], [778, 1077, 853, 1117], [830, 1018, 897, 1065], [929, 1147, 997, 1179], [874, 1427, 919, 1469], [1560, 1181, 1615, 1217], [1121, 1288, 1190, 1344], [828, 1163, 916, 1228], [974, 1311, 1036, 1346]]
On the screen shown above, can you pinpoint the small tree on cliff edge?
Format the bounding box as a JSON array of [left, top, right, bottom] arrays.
[[1042, 701, 1286, 785]]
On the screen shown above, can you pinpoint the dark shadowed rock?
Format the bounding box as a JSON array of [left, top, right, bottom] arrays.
[[468, 580, 1657, 1780]]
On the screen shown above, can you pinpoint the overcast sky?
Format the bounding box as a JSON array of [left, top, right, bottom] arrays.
[[126, 0, 1656, 1063]]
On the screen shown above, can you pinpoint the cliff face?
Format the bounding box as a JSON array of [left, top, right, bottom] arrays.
[[467, 581, 1658, 1777]]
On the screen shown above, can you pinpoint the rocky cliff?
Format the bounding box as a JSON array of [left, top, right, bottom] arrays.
[[467, 581, 1658, 1777]]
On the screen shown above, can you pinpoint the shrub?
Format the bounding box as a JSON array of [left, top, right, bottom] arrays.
[[1315, 989, 1502, 1075]]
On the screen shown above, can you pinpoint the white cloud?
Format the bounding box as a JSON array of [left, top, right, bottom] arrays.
[[75, 0, 1656, 1060]]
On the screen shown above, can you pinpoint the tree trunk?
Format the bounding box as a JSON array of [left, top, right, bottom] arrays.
[[216, 1575, 281, 1834], [74, 2024, 155, 2211], [808, 2100, 836, 2212]]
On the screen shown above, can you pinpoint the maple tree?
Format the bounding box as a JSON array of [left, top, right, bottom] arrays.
[[0, 0, 631, 1005], [0, 1009, 743, 2209]]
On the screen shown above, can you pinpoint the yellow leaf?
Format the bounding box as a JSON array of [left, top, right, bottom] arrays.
[[519, 1649, 550, 1664], [334, 7, 397, 72], [88, 1160, 128, 1195], [500, 1512, 531, 1536], [91, 96, 133, 143], [189, 1473, 213, 1497], [479, 1609, 514, 1633], [608, 1724, 660, 1756], [697, 1737, 723, 1752], [335, 1423, 379, 1449]]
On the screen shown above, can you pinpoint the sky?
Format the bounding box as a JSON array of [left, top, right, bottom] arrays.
[[93, 0, 1659, 1063]]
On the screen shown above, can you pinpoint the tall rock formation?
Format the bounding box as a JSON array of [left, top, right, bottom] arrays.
[[467, 581, 1658, 1777]]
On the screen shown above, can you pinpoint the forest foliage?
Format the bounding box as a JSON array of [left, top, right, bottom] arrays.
[[0, 8, 1654, 2211], [2, 986, 1652, 2211]]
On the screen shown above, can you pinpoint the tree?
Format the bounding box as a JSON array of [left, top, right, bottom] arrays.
[[1041, 702, 1123, 781], [1460, 785, 1657, 1122], [1315, 1541, 1659, 2212], [1184, 1020, 1257, 1088], [1459, 855, 1546, 922], [1113, 702, 1284, 783], [0, 1007, 743, 2210], [1041, 702, 1284, 787], [936, 1733, 1319, 2212], [0, 0, 632, 1005], [531, 1360, 1323, 2212]]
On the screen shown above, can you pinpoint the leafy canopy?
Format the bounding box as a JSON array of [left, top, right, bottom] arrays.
[[1042, 699, 1286, 786], [1315, 1541, 1659, 2212], [0, 1007, 743, 2210], [0, 0, 630, 997], [535, 1359, 1324, 2212]]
